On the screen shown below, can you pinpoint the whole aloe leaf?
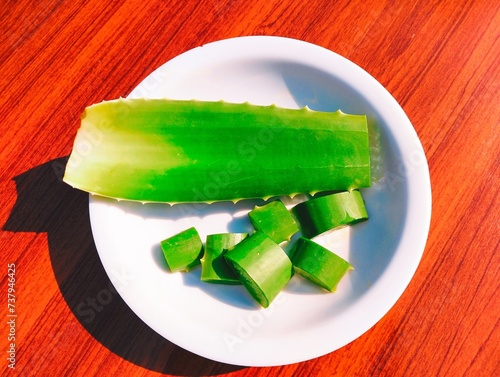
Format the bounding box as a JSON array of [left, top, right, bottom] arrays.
[[63, 99, 370, 203]]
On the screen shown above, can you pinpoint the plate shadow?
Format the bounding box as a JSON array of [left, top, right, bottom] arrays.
[[3, 157, 244, 376]]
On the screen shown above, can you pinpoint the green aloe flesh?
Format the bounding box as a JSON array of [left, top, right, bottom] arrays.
[[248, 200, 299, 244], [291, 237, 353, 292], [160, 227, 203, 272], [63, 98, 371, 203], [200, 233, 248, 284], [224, 232, 293, 308], [292, 190, 368, 238]]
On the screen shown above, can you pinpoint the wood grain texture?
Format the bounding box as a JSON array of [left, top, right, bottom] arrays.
[[1, 0, 498, 376]]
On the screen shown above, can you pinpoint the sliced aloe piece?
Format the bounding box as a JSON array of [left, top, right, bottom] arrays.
[[63, 98, 370, 203], [160, 227, 203, 272], [291, 237, 353, 292], [200, 233, 248, 284], [248, 200, 299, 244], [224, 232, 293, 308], [292, 190, 368, 238]]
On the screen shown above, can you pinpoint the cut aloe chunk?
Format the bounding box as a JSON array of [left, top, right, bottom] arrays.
[[160, 227, 203, 272], [291, 237, 353, 292], [248, 200, 299, 243], [224, 232, 293, 308], [292, 190, 368, 238], [200, 233, 248, 284], [63, 99, 370, 203]]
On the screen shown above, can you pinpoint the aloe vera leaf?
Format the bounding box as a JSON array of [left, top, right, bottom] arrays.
[[200, 233, 248, 284], [291, 237, 353, 292], [292, 190, 368, 238], [248, 200, 299, 244], [224, 232, 293, 308], [63, 98, 370, 203], [160, 227, 203, 272]]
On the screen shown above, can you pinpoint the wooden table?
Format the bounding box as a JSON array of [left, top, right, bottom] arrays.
[[1, 0, 498, 376]]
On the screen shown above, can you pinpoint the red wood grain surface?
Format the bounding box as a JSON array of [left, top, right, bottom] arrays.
[[1, 0, 498, 376]]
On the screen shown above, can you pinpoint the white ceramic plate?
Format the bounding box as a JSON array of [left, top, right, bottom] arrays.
[[89, 36, 432, 366]]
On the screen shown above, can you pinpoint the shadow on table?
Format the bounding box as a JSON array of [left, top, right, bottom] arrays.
[[3, 157, 244, 376]]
